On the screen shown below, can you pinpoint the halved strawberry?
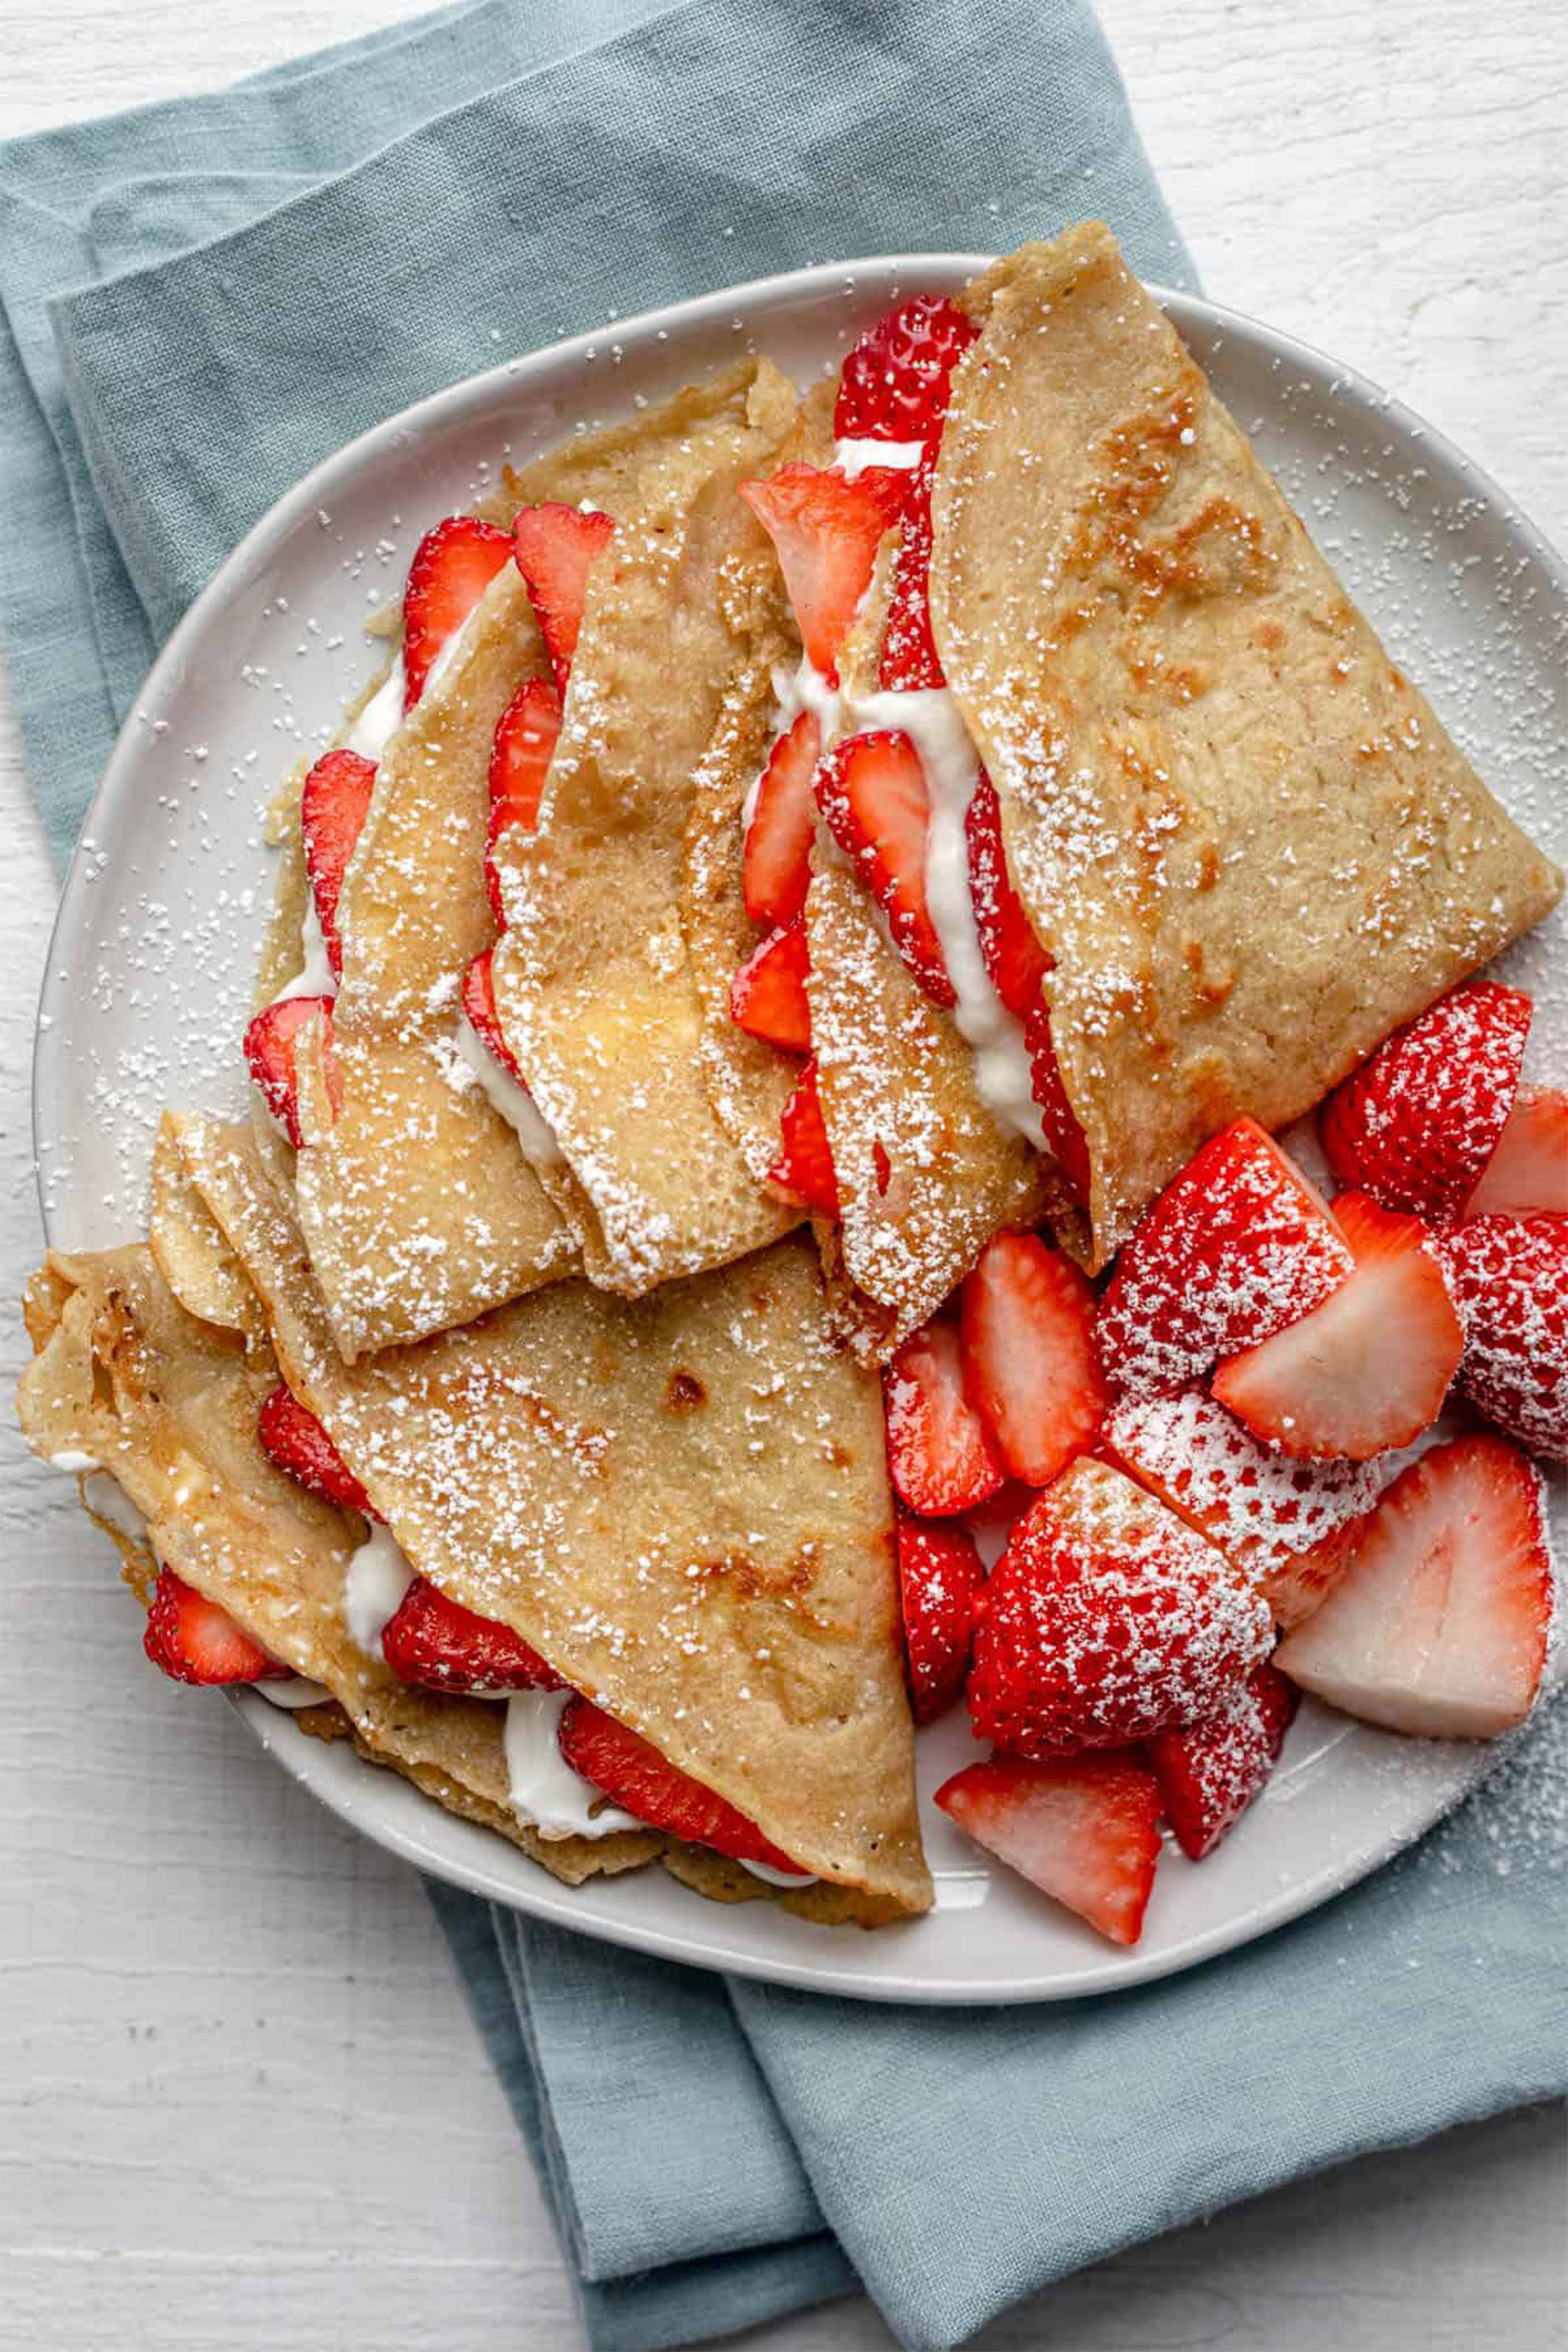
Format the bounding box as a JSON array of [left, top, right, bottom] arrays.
[[460, 948, 528, 1085], [1437, 1214, 1568, 1459], [965, 772, 1050, 1017], [958, 1231, 1104, 1487], [934, 1751, 1163, 1947], [402, 516, 514, 709], [1147, 1664, 1299, 1860], [766, 1059, 838, 1215], [896, 1510, 986, 1725], [243, 995, 340, 1150], [968, 1456, 1274, 1757], [742, 709, 821, 928], [834, 294, 979, 445], [1212, 1191, 1463, 1461], [485, 677, 562, 923], [1103, 1388, 1384, 1630], [814, 731, 954, 1006], [512, 504, 616, 695], [884, 1318, 1005, 1517], [1095, 1119, 1354, 1401], [144, 1565, 282, 1686], [1320, 980, 1532, 1223], [1025, 1000, 1091, 1202], [257, 1384, 374, 1516], [301, 748, 377, 980], [557, 1696, 802, 1871], [739, 464, 909, 677], [381, 1577, 563, 1696], [1275, 1433, 1551, 1738], [730, 918, 812, 1054], [877, 449, 944, 693], [1462, 1087, 1568, 1218]]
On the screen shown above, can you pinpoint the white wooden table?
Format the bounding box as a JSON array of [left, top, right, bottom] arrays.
[[2, 3, 1563, 2345]]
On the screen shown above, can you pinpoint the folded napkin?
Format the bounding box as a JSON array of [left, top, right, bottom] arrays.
[[3, 4, 1561, 2347]]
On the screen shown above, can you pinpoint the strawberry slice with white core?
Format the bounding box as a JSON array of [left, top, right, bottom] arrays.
[[402, 516, 514, 710], [814, 730, 955, 1007], [742, 708, 821, 929], [934, 1752, 1163, 1947], [1147, 1664, 1299, 1860], [300, 748, 377, 980], [512, 504, 616, 695], [1274, 1433, 1551, 1739], [739, 463, 909, 677], [144, 1565, 284, 1686], [1319, 979, 1532, 1223], [1461, 1087, 1568, 1218], [460, 948, 529, 1086], [257, 1384, 376, 1516], [884, 1316, 1004, 1516], [1437, 1214, 1568, 1460], [896, 1510, 987, 1725], [964, 771, 1050, 1017], [557, 1696, 802, 1873], [766, 1058, 838, 1215], [1096, 1118, 1354, 1401], [958, 1231, 1104, 1487], [243, 995, 340, 1150], [1103, 1387, 1384, 1630], [1213, 1190, 1463, 1461], [485, 677, 562, 924], [730, 917, 812, 1054], [833, 294, 979, 445]]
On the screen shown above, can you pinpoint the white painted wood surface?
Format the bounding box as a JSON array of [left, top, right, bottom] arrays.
[[2, 1, 1563, 2343]]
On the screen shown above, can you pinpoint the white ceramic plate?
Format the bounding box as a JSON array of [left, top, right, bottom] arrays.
[[35, 257, 1566, 2003]]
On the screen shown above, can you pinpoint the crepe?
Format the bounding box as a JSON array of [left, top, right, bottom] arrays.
[[488, 360, 804, 1295], [928, 222, 1563, 1267], [158, 1114, 932, 1922]]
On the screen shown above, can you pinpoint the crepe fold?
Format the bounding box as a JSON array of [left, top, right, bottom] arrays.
[[489, 361, 805, 1295], [928, 222, 1563, 1268], [148, 1115, 931, 1923]]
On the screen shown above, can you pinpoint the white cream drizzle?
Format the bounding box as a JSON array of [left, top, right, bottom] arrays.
[[503, 1691, 642, 1840], [49, 1449, 100, 1474], [253, 1675, 334, 1711], [739, 1858, 817, 1887], [833, 436, 926, 481], [450, 1012, 564, 1165], [342, 1523, 415, 1660], [273, 887, 337, 1005]]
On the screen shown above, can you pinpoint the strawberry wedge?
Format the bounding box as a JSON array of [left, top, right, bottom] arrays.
[[767, 1059, 838, 1215], [730, 918, 812, 1054], [965, 772, 1051, 1017], [557, 1697, 803, 1873], [144, 1566, 284, 1687], [814, 731, 955, 1006], [958, 1230, 1104, 1488], [1462, 1087, 1568, 1218], [485, 677, 562, 923], [884, 1317, 1004, 1517], [1148, 1664, 1299, 1860], [301, 747, 377, 980], [1437, 1214, 1568, 1460], [381, 1578, 564, 1696], [257, 1384, 375, 1516], [402, 516, 514, 709], [935, 1752, 1163, 1947], [896, 1511, 987, 1725], [512, 504, 616, 695], [742, 708, 821, 928], [243, 995, 340, 1150], [740, 463, 909, 677]]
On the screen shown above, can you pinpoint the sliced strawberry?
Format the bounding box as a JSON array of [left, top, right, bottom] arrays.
[[144, 1565, 281, 1686], [1103, 1388, 1384, 1630], [877, 448, 944, 692], [934, 1751, 1163, 1947], [834, 293, 979, 445], [1212, 1191, 1463, 1461], [1096, 1118, 1354, 1401], [1275, 1433, 1551, 1739], [243, 995, 340, 1151], [380, 1577, 563, 1696], [968, 1456, 1274, 1757], [557, 1695, 802, 1871], [958, 1231, 1104, 1487], [884, 1318, 1005, 1516], [730, 917, 812, 1054], [742, 709, 821, 928], [896, 1511, 986, 1725], [965, 771, 1050, 1017], [257, 1384, 375, 1516], [1320, 980, 1532, 1223], [1437, 1214, 1568, 1459], [301, 748, 377, 980], [739, 463, 909, 677], [1147, 1664, 1299, 1860], [814, 730, 954, 1007], [512, 504, 616, 695], [485, 677, 562, 923], [460, 948, 528, 1086], [766, 1059, 838, 1215], [402, 516, 514, 710], [1462, 1087, 1568, 1219], [1026, 999, 1091, 1202]]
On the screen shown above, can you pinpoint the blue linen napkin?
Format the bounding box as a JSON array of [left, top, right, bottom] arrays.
[[4, 5, 1561, 2348]]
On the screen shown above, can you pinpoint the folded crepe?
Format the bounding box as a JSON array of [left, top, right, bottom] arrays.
[[927, 221, 1563, 1268], [487, 362, 804, 1294], [123, 1113, 929, 1923]]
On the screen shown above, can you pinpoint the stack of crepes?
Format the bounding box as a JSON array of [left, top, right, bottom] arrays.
[[18, 224, 1562, 1930]]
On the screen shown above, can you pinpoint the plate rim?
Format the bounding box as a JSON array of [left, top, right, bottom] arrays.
[[36, 252, 1562, 2003]]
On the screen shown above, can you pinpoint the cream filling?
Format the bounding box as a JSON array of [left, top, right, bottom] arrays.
[[450, 1012, 564, 1165], [503, 1691, 642, 1841], [833, 435, 926, 481], [273, 888, 337, 1005], [343, 1523, 415, 1661], [253, 1675, 335, 1711], [738, 1858, 817, 1887], [49, 1448, 100, 1474]]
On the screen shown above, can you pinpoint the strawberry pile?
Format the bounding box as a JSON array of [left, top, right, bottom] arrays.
[[894, 979, 1562, 1949]]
